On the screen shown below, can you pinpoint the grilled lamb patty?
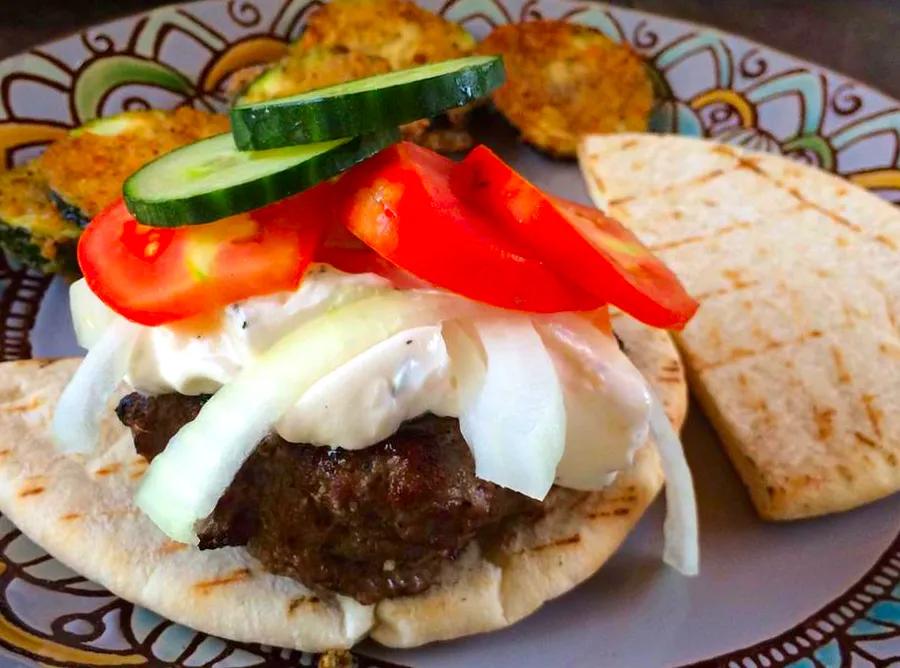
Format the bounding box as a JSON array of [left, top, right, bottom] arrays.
[[116, 392, 538, 603]]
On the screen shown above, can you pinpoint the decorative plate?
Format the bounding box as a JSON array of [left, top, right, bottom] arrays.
[[1, 1, 899, 666]]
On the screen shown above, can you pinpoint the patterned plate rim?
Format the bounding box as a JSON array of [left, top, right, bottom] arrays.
[[0, 1, 898, 666]]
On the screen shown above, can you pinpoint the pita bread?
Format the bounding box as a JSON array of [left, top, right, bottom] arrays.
[[579, 133, 900, 520], [0, 317, 686, 650]]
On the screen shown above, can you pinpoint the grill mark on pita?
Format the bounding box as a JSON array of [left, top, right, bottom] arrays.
[[694, 280, 762, 303], [193, 568, 252, 593], [750, 324, 779, 348], [612, 168, 731, 207], [600, 494, 638, 505], [158, 540, 188, 555], [712, 144, 739, 159], [813, 406, 836, 441], [696, 168, 726, 185], [808, 205, 864, 235], [127, 457, 149, 479], [94, 462, 121, 477], [650, 220, 753, 252], [854, 431, 878, 448], [696, 329, 825, 371], [752, 168, 898, 252], [2, 396, 44, 413], [879, 341, 900, 359], [736, 156, 764, 173], [621, 139, 639, 149], [662, 359, 681, 373], [19, 485, 45, 498], [527, 534, 581, 553], [587, 507, 631, 519], [722, 268, 757, 290], [861, 394, 884, 439], [830, 346, 851, 384], [59, 513, 82, 522], [287, 595, 321, 615], [0, 449, 9, 459]]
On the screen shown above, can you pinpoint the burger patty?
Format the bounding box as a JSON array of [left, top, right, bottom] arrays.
[[116, 393, 538, 604]]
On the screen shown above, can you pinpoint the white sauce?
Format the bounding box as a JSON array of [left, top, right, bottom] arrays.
[[277, 325, 456, 448], [72, 264, 652, 491], [537, 316, 651, 490]]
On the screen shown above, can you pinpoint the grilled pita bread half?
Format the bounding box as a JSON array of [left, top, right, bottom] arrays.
[[0, 316, 686, 650], [579, 133, 900, 521]]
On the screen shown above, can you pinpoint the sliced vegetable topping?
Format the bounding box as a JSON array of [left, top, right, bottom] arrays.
[[79, 191, 328, 326], [135, 290, 478, 544], [334, 141, 603, 313], [231, 56, 504, 149], [53, 318, 141, 454], [69, 278, 117, 349], [123, 129, 398, 227], [459, 315, 566, 499], [452, 145, 698, 328], [648, 389, 699, 576]]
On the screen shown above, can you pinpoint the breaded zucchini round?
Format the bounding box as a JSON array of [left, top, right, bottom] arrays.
[[39, 108, 229, 224], [479, 21, 654, 157], [0, 166, 79, 273], [300, 0, 475, 69], [238, 45, 392, 105]]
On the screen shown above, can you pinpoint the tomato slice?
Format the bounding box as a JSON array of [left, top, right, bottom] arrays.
[[451, 145, 698, 328], [333, 142, 602, 313], [79, 190, 328, 326]]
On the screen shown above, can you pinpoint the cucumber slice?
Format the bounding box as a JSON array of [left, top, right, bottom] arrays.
[[231, 55, 503, 150], [123, 128, 398, 227]]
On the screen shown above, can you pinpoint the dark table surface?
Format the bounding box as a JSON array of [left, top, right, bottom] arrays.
[[0, 0, 897, 99]]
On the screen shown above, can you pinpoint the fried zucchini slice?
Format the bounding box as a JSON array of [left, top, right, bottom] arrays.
[[299, 0, 475, 69], [0, 166, 80, 273], [479, 21, 654, 157], [39, 108, 229, 226], [238, 45, 392, 105]]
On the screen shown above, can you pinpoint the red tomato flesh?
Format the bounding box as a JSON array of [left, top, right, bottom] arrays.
[[79, 190, 328, 326], [334, 142, 603, 313], [452, 145, 698, 329]]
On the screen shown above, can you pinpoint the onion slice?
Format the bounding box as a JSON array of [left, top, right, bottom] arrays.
[[53, 318, 140, 454], [460, 315, 566, 500], [136, 291, 476, 544], [70, 278, 118, 350], [649, 389, 699, 576]]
